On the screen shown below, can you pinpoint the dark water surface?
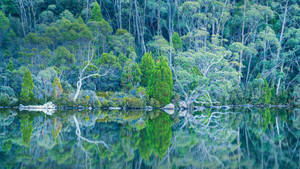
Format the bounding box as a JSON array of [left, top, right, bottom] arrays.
[[0, 107, 299, 169]]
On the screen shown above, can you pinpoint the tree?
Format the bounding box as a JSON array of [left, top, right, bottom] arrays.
[[54, 46, 75, 67], [53, 77, 63, 99], [109, 29, 135, 56], [88, 2, 112, 53], [264, 79, 272, 104], [172, 41, 239, 107], [73, 42, 110, 102], [172, 32, 182, 51], [6, 60, 14, 72], [140, 52, 155, 87], [121, 59, 142, 91], [20, 114, 33, 146], [90, 2, 103, 22], [138, 112, 172, 159], [148, 57, 173, 106], [0, 11, 11, 47], [20, 68, 34, 104]]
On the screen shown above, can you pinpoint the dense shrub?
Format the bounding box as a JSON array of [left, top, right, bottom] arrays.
[[122, 97, 144, 108]]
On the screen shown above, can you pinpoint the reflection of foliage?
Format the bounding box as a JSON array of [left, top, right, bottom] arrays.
[[138, 128, 153, 160], [1, 108, 298, 168], [20, 114, 33, 146], [262, 108, 271, 131], [51, 118, 62, 140], [139, 113, 172, 159]]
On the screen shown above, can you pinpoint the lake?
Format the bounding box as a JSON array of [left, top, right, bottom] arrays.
[[0, 107, 299, 169]]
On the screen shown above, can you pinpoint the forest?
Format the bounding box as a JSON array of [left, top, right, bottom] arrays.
[[0, 0, 299, 108]]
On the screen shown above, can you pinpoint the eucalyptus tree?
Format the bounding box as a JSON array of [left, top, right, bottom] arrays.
[[73, 41, 110, 102], [173, 37, 239, 107]]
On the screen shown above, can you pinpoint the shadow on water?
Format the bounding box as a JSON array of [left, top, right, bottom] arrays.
[[0, 107, 299, 168]]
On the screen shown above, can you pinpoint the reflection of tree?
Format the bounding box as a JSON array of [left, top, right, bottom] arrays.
[[165, 110, 242, 169], [20, 114, 33, 146], [0, 108, 298, 168], [138, 128, 152, 160], [139, 113, 172, 160]]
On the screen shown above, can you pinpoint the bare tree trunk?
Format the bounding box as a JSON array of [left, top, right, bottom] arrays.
[[237, 127, 241, 169], [157, 0, 161, 35], [129, 0, 132, 33], [73, 80, 82, 102], [134, 0, 141, 45], [86, 0, 89, 22], [276, 0, 289, 95], [238, 0, 246, 84], [246, 54, 252, 88], [134, 0, 146, 53], [29, 0, 36, 31], [73, 42, 109, 102], [73, 115, 109, 148], [18, 0, 26, 36], [118, 0, 122, 29], [168, 0, 173, 65]]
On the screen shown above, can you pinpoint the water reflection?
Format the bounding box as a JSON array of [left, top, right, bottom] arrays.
[[0, 108, 299, 168]]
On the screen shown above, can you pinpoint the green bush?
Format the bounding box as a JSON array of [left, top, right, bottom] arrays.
[[122, 97, 144, 108], [96, 91, 114, 98], [149, 98, 161, 108], [0, 93, 10, 105]]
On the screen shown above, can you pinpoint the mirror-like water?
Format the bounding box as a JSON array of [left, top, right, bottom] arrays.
[[0, 108, 299, 169]]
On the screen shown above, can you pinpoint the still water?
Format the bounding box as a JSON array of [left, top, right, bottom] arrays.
[[0, 107, 299, 169]]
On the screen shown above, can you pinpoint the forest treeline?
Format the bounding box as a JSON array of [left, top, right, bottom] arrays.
[[0, 0, 299, 107]]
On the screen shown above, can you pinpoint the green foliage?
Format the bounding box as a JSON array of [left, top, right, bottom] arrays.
[[147, 57, 173, 106], [54, 46, 75, 66], [20, 69, 34, 104], [0, 0, 298, 107], [6, 60, 14, 72], [293, 84, 300, 106], [121, 60, 142, 91], [97, 52, 120, 69], [140, 52, 155, 87], [122, 97, 144, 108], [138, 113, 172, 159], [53, 77, 63, 99], [262, 108, 271, 131], [264, 80, 272, 104], [109, 29, 135, 56], [172, 32, 183, 51], [0, 93, 10, 105], [20, 115, 33, 146], [90, 2, 103, 22], [0, 11, 9, 31]]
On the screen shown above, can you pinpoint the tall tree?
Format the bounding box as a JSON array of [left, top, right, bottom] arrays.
[[20, 68, 34, 104], [140, 52, 155, 87], [148, 57, 173, 106]]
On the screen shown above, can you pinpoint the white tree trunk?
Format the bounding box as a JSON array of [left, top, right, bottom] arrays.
[[238, 0, 246, 84], [73, 80, 82, 102], [276, 0, 289, 95]]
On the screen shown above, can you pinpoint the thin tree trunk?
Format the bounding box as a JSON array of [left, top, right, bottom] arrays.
[[246, 54, 252, 88], [86, 0, 89, 22], [134, 0, 141, 45], [168, 0, 173, 65], [276, 0, 289, 95], [129, 0, 132, 33], [119, 0, 122, 29], [237, 127, 241, 169], [18, 0, 26, 36], [238, 0, 246, 84], [157, 0, 161, 35], [73, 80, 82, 102]]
